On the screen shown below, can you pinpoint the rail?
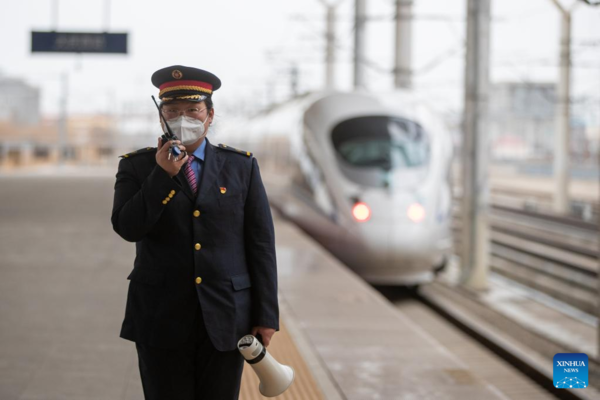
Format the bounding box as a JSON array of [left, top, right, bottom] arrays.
[[453, 201, 599, 314]]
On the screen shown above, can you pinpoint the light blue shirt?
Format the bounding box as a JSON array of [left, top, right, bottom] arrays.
[[190, 139, 207, 184]]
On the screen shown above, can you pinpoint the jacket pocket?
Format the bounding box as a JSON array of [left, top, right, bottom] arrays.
[[231, 273, 251, 291], [127, 268, 166, 287]]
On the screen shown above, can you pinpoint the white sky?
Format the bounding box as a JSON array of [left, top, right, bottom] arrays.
[[0, 0, 598, 122]]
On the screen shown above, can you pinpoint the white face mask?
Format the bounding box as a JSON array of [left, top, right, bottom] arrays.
[[163, 114, 209, 146]]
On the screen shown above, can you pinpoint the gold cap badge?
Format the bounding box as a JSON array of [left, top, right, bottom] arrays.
[[172, 70, 183, 79], [220, 187, 227, 194]]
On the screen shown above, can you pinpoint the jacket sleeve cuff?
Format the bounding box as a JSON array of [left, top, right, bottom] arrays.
[[142, 165, 181, 212], [253, 314, 279, 331]]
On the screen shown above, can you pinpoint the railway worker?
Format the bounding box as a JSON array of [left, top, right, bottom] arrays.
[[111, 65, 279, 400]]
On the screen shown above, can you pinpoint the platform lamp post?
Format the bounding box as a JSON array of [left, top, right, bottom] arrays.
[[460, 0, 491, 290]]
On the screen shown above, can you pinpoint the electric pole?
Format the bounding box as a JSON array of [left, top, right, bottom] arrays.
[[318, 0, 343, 90], [354, 0, 367, 89], [394, 0, 413, 89], [461, 0, 491, 290], [325, 4, 336, 89], [549, 0, 581, 214]]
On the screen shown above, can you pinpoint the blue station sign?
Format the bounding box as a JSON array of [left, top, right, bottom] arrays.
[[31, 31, 128, 54]]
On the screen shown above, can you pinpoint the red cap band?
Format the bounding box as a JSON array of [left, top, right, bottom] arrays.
[[159, 80, 213, 91]]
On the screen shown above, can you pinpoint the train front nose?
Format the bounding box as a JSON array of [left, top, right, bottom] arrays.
[[351, 195, 451, 285], [329, 112, 450, 285]]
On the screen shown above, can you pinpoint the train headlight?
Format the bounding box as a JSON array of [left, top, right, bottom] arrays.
[[352, 202, 371, 222], [407, 203, 425, 223]]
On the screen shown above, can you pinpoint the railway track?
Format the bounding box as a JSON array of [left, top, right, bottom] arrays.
[[453, 202, 599, 314]]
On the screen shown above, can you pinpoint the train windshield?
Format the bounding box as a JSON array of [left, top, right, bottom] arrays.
[[331, 116, 429, 171]]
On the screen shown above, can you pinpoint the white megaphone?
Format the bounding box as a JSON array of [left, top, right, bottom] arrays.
[[237, 335, 295, 397]]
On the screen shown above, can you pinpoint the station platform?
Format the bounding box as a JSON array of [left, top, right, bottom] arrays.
[[0, 174, 584, 400]]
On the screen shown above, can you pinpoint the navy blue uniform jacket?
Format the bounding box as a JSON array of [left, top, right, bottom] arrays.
[[111, 139, 279, 351]]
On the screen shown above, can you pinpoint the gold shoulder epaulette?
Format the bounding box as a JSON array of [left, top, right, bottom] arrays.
[[218, 144, 252, 157], [119, 147, 156, 158]]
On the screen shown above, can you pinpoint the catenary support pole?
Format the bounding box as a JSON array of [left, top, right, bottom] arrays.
[[394, 0, 413, 89], [460, 0, 491, 290], [354, 0, 367, 89], [325, 5, 337, 89], [549, 0, 580, 214]]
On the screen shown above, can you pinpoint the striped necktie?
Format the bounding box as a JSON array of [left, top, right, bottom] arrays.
[[184, 155, 198, 196]]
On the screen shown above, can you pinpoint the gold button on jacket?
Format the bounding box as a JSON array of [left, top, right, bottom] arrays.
[[193, 210, 200, 217], [194, 243, 201, 251], [195, 277, 202, 284]]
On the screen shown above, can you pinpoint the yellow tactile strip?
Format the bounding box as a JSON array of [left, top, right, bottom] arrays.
[[239, 321, 324, 400]]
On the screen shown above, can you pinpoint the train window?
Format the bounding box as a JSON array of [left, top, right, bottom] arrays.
[[331, 116, 429, 171]]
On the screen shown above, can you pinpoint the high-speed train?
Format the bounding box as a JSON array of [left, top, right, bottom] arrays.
[[218, 91, 453, 285]]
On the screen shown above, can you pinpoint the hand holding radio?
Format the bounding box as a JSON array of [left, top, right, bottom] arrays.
[[156, 137, 188, 177], [152, 95, 187, 161]]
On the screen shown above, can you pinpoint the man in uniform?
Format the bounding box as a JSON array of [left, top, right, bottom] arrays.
[[111, 65, 279, 400]]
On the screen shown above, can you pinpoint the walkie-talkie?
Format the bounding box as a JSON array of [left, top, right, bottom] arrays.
[[151, 95, 185, 160]]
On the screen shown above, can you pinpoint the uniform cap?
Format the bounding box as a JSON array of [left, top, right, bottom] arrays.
[[151, 65, 221, 103]]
